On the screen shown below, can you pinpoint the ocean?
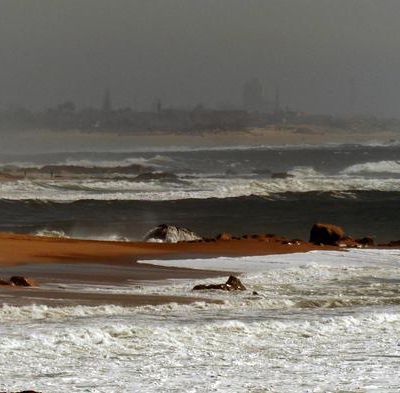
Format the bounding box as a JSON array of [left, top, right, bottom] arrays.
[[0, 143, 399, 242], [2, 249, 400, 391], [1, 143, 400, 392]]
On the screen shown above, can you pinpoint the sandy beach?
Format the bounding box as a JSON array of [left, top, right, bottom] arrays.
[[0, 232, 332, 307]]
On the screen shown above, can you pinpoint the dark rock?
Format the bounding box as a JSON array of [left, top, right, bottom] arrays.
[[271, 172, 294, 179], [225, 275, 246, 290], [309, 223, 345, 245], [9, 276, 37, 287], [337, 236, 359, 248], [0, 278, 13, 286], [193, 283, 226, 291], [193, 275, 247, 291], [356, 236, 375, 246]]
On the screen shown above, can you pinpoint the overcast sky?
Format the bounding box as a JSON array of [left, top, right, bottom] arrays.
[[1, 0, 400, 116]]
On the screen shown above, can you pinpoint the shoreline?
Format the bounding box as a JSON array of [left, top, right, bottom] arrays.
[[1, 127, 399, 155], [0, 231, 334, 266], [0, 232, 397, 307], [0, 232, 332, 307]]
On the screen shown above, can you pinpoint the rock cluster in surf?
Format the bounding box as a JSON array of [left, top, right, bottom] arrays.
[[193, 275, 247, 291]]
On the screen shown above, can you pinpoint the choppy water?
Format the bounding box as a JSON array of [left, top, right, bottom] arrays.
[[1, 249, 400, 392], [0, 144, 400, 241], [1, 144, 400, 201], [1, 144, 400, 391]]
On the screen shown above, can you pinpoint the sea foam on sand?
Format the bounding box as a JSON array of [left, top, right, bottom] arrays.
[[1, 249, 400, 392]]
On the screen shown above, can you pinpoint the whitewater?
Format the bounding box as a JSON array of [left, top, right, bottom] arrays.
[[1, 145, 400, 201], [1, 249, 400, 392], [1, 165, 400, 201]]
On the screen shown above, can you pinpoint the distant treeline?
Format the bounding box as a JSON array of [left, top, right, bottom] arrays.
[[0, 102, 398, 133]]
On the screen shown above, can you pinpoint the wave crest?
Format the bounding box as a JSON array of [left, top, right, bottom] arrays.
[[342, 160, 400, 175]]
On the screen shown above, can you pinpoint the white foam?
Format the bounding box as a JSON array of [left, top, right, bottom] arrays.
[[34, 229, 69, 238], [140, 249, 400, 272], [2, 249, 400, 391], [342, 160, 400, 174], [288, 165, 322, 177], [0, 174, 399, 201]]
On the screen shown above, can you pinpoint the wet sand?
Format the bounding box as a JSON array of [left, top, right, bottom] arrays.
[[0, 232, 333, 307], [0, 232, 328, 266], [0, 286, 223, 307]]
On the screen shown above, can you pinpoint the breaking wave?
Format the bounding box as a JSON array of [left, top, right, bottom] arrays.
[[34, 229, 69, 238], [0, 175, 400, 201], [342, 160, 400, 175], [2, 250, 400, 391]]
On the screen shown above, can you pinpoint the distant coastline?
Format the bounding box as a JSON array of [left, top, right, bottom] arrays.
[[1, 125, 400, 155]]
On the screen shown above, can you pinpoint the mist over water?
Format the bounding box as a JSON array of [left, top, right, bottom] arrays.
[[2, 0, 400, 116]]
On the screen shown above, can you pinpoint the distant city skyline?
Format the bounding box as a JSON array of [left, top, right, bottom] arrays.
[[1, 1, 400, 117]]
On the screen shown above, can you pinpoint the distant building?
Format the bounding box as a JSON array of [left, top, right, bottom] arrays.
[[274, 87, 281, 113], [102, 88, 112, 112], [242, 78, 265, 112]]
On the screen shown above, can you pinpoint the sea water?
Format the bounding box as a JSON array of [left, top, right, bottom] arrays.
[[1, 249, 400, 392], [0, 144, 400, 241]]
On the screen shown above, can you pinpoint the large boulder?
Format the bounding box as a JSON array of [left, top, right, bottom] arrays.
[[144, 224, 202, 243], [193, 275, 246, 291], [309, 223, 345, 245], [9, 276, 37, 287]]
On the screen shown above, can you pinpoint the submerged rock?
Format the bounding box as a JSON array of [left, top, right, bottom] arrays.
[[309, 223, 345, 245], [271, 172, 294, 179], [193, 275, 247, 291], [144, 224, 202, 243], [0, 278, 13, 286], [9, 276, 37, 287]]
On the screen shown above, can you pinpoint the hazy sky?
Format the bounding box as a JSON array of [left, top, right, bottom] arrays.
[[1, 0, 400, 116]]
